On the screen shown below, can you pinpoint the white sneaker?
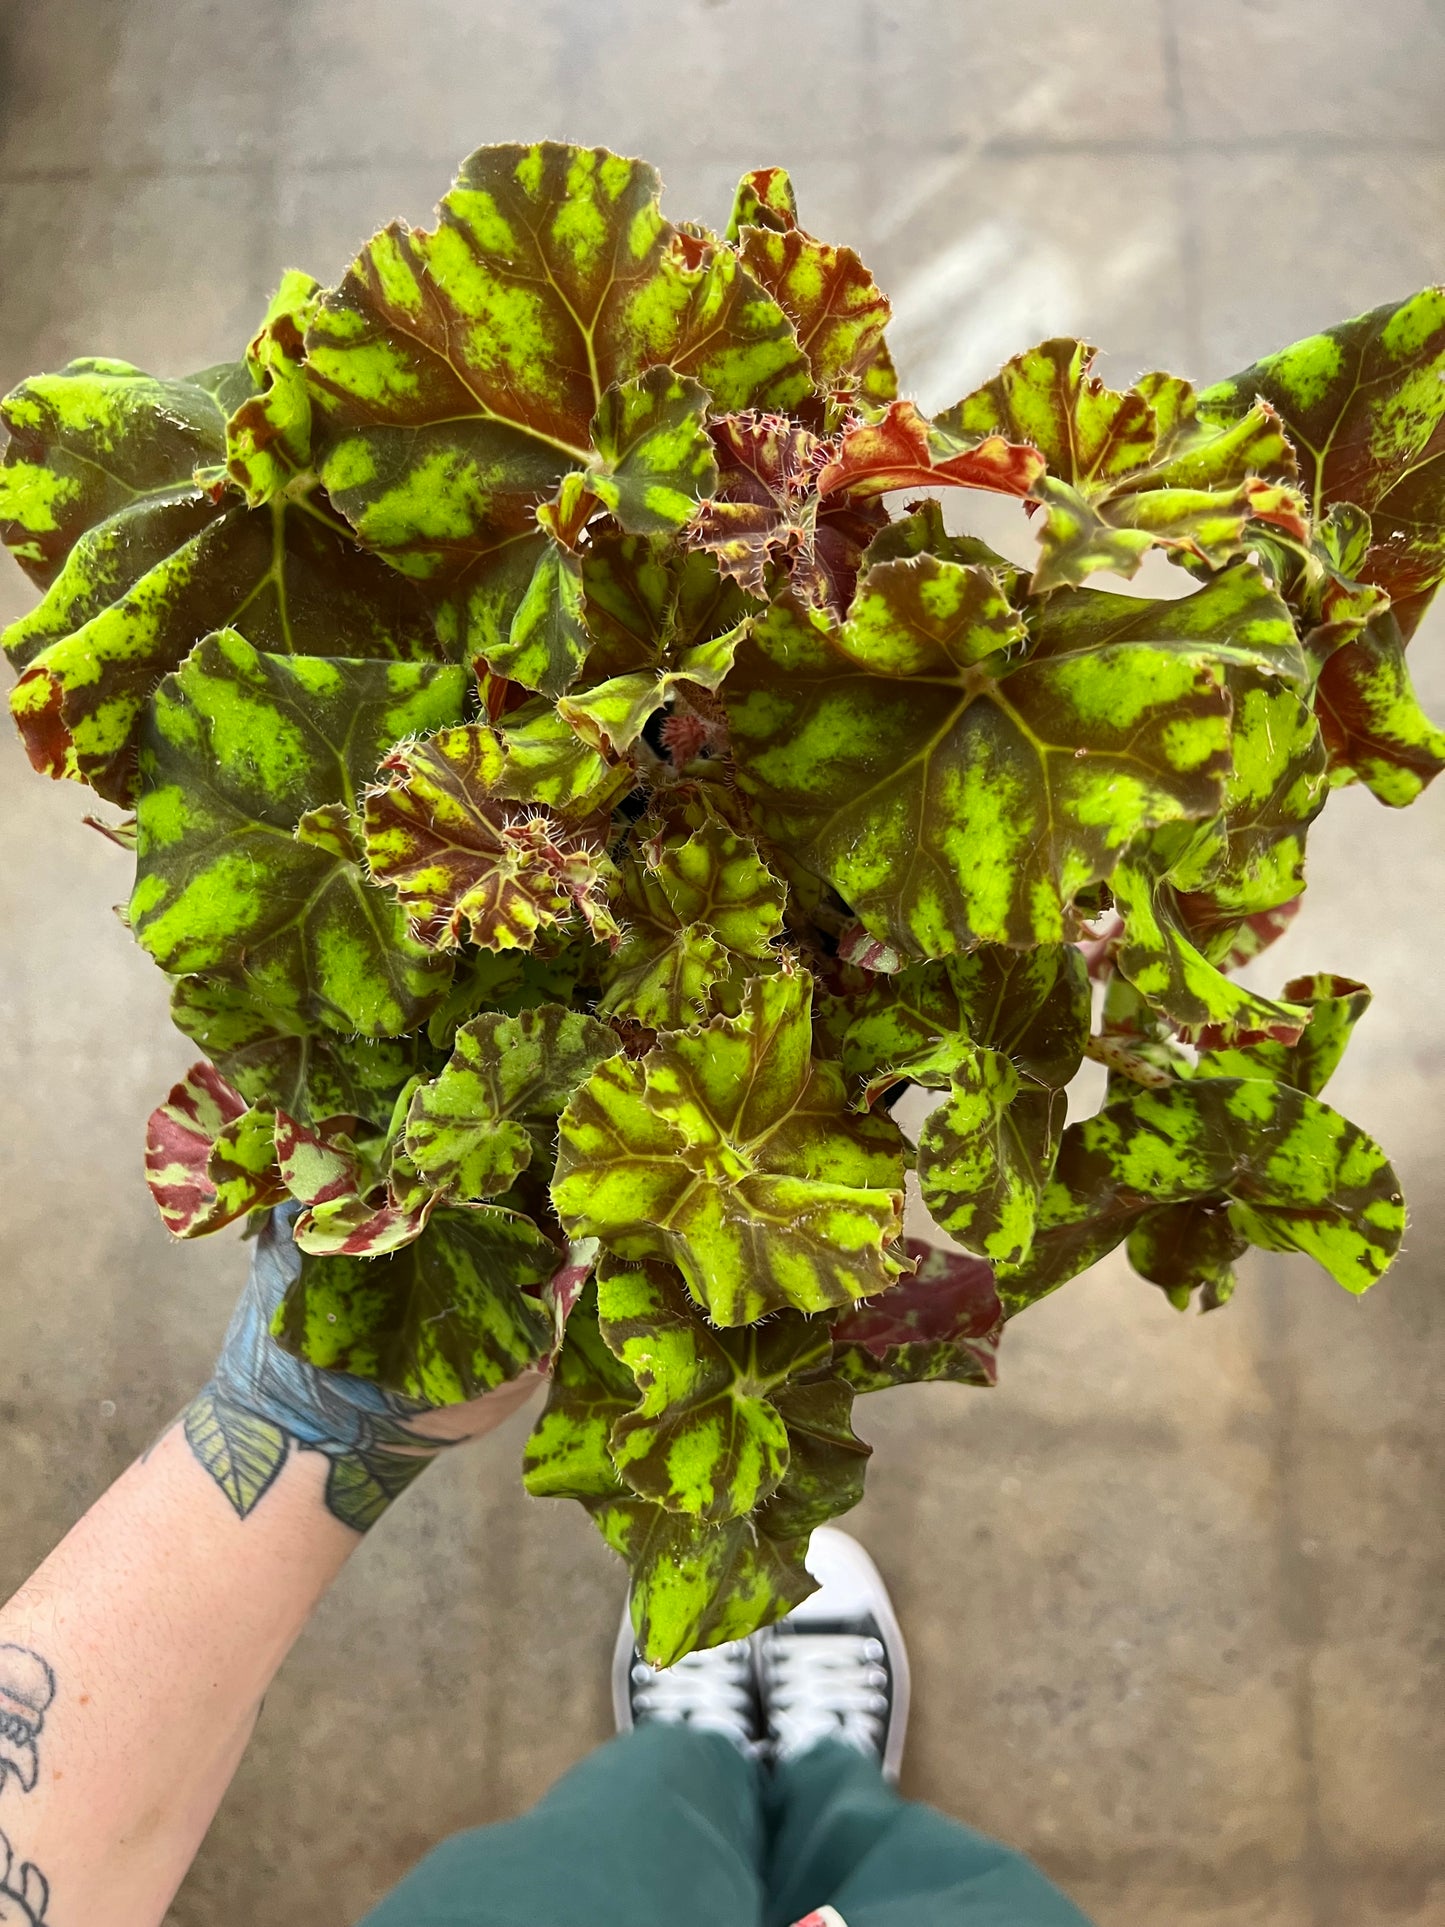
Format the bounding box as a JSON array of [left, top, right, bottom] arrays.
[[612, 1608, 763, 1756], [755, 1527, 911, 1783]]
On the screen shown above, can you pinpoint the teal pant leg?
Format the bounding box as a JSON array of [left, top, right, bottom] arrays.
[[764, 1744, 1095, 1927], [358, 1725, 765, 1927]]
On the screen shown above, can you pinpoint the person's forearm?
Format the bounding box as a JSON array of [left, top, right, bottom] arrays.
[[0, 1425, 357, 1927]]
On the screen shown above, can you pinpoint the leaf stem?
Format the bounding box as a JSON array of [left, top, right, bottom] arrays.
[[1084, 1033, 1177, 1089]]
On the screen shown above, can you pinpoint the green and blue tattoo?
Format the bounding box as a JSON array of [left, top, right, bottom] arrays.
[[182, 1208, 456, 1532]]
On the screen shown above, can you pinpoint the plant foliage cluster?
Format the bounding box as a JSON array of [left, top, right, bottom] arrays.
[[3, 143, 1438, 1663]]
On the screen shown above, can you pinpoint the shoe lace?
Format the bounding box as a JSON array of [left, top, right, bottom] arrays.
[[764, 1632, 889, 1764], [630, 1641, 757, 1748]]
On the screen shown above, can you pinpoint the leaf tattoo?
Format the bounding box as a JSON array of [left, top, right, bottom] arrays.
[[182, 1207, 460, 1531]]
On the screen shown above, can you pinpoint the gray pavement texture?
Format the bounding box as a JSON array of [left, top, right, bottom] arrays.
[[1, 2, 1442, 1923]]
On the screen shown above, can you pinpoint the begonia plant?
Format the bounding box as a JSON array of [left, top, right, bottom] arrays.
[[3, 142, 1437, 1664]]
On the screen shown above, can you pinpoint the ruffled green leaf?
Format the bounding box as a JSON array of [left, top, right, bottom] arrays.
[[736, 214, 896, 408], [918, 1049, 1048, 1264], [1112, 680, 1328, 1043], [1025, 560, 1309, 688], [522, 1281, 866, 1664], [423, 945, 588, 1046], [306, 140, 808, 661], [224, 271, 323, 507], [1110, 855, 1310, 1048], [522, 1281, 638, 1500], [1199, 287, 1445, 633], [169, 975, 424, 1126], [3, 354, 443, 803], [838, 943, 1090, 1106], [0, 357, 231, 587], [999, 1076, 1406, 1311], [130, 630, 467, 1033], [143, 1060, 284, 1238], [599, 804, 786, 1027], [592, 1497, 816, 1667], [832, 1237, 1004, 1391], [557, 530, 747, 751], [950, 339, 1306, 591], [486, 540, 588, 699], [727, 557, 1231, 955], [587, 366, 717, 534], [552, 970, 907, 1325], [753, 1373, 870, 1540], [405, 1003, 619, 1201], [274, 1206, 555, 1402], [1313, 609, 1445, 805], [840, 944, 1088, 1264], [362, 719, 624, 953], [1196, 972, 1371, 1098], [594, 1367, 868, 1663], [597, 1256, 830, 1522]]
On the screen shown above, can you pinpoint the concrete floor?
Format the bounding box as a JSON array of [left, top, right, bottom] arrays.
[[1, 2, 1443, 1921]]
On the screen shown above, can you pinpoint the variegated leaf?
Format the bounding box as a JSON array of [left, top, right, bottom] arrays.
[[274, 1207, 555, 1402], [130, 631, 468, 1033], [405, 1003, 620, 1201], [363, 722, 621, 953], [832, 1237, 1004, 1391], [726, 558, 1231, 955], [597, 1256, 831, 1522], [949, 338, 1306, 591], [598, 804, 787, 1027], [552, 970, 907, 1325], [998, 1077, 1405, 1312], [224, 271, 323, 506], [144, 1060, 284, 1237], [306, 141, 808, 662]]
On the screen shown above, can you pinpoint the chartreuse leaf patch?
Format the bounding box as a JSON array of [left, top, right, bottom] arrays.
[[0, 356, 232, 587], [726, 554, 1231, 956], [169, 974, 424, 1128], [1200, 287, 1445, 629], [1111, 678, 1329, 1043], [599, 801, 787, 1027], [1197, 972, 1372, 1097], [552, 971, 907, 1325], [522, 1281, 867, 1664], [998, 1072, 1405, 1313], [224, 270, 324, 506], [405, 1003, 619, 1201], [1201, 293, 1445, 796], [838, 944, 1089, 1263], [130, 631, 468, 1034], [727, 165, 896, 410], [1313, 609, 1445, 806], [559, 531, 747, 752], [2, 334, 443, 805], [597, 1256, 831, 1522], [274, 1207, 556, 1403], [306, 141, 807, 666], [950, 337, 1306, 591]]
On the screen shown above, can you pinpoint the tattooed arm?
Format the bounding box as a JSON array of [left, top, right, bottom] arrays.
[[0, 1211, 539, 1926]]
